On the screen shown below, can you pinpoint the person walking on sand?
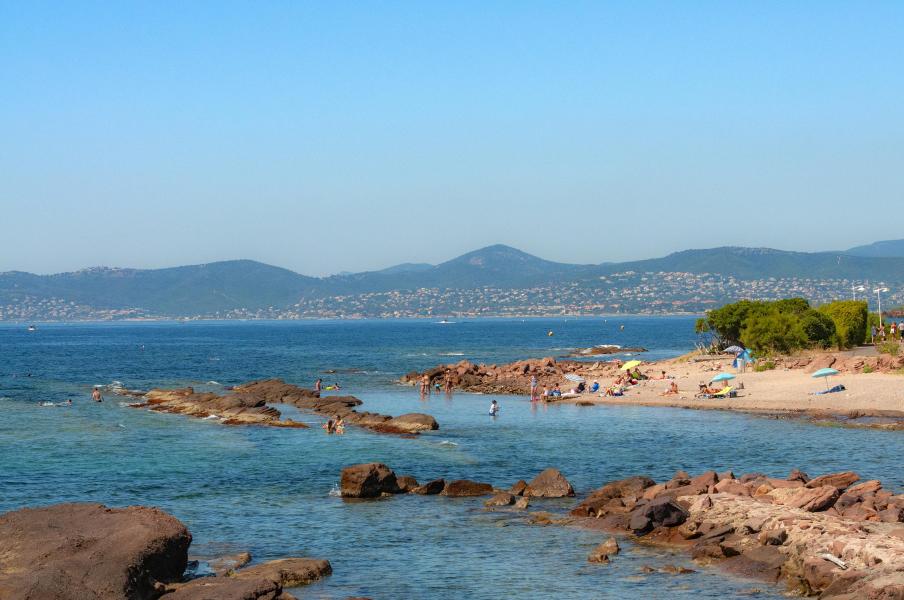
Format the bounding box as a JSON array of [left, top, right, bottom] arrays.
[[871, 325, 877, 343], [91, 387, 103, 402], [891, 321, 898, 341]]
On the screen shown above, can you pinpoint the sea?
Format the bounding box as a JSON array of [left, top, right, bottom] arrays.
[[1, 317, 902, 599]]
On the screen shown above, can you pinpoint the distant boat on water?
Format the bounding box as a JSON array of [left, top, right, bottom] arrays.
[[436, 319, 457, 324], [27, 325, 37, 332]]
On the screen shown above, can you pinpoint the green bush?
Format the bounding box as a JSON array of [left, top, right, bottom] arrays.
[[818, 300, 869, 349], [740, 309, 808, 355], [754, 360, 776, 372], [799, 309, 836, 348], [877, 341, 900, 356], [863, 365, 875, 374]]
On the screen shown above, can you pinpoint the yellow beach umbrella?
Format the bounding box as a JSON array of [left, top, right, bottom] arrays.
[[620, 360, 642, 371]]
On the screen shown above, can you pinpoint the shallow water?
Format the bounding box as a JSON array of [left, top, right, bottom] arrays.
[[1, 319, 901, 599]]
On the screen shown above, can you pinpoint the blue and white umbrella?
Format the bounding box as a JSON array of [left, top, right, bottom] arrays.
[[723, 345, 744, 354], [711, 372, 736, 383]]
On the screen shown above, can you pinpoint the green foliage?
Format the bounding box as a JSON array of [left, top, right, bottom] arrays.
[[877, 341, 900, 356], [740, 309, 808, 355], [773, 298, 811, 316], [799, 309, 836, 348], [862, 365, 875, 374], [702, 300, 769, 345], [818, 300, 869, 348], [754, 360, 776, 372]]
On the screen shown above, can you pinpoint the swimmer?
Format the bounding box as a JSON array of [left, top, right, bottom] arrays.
[[92, 388, 103, 402]]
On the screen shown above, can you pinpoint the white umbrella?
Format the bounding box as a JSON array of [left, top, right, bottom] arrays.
[[564, 373, 585, 383]]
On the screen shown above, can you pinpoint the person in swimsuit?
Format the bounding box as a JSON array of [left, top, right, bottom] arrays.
[[91, 388, 103, 402]]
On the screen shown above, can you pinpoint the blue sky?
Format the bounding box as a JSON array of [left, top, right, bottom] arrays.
[[2, 1, 902, 275]]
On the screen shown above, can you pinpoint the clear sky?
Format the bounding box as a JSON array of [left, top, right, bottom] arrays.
[[2, 2, 903, 275]]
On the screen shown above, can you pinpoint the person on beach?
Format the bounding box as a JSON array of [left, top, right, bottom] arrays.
[[552, 383, 562, 397], [576, 381, 586, 393], [444, 377, 453, 394], [660, 381, 679, 396], [589, 380, 599, 393], [489, 399, 499, 416], [871, 325, 878, 343], [890, 321, 897, 341], [314, 379, 323, 395], [91, 387, 103, 402]]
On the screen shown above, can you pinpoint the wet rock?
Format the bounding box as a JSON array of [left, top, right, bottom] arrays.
[[525, 468, 575, 498], [340, 463, 400, 498], [396, 475, 419, 493], [0, 502, 191, 600], [485, 492, 515, 507], [801, 556, 841, 593], [385, 413, 439, 433], [510, 480, 528, 496], [805, 471, 859, 491], [207, 551, 253, 576], [411, 478, 445, 495], [164, 576, 282, 600], [587, 538, 619, 564], [634, 496, 689, 530], [787, 469, 810, 483], [513, 497, 530, 510], [722, 546, 786, 583], [571, 476, 656, 517], [441, 480, 493, 497], [231, 558, 332, 588], [660, 564, 696, 574]]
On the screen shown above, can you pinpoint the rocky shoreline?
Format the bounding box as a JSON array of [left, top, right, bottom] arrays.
[[0, 503, 332, 600], [337, 463, 904, 598], [123, 378, 439, 435]]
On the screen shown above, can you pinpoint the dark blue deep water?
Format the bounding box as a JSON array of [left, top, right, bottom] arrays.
[[1, 318, 901, 599]]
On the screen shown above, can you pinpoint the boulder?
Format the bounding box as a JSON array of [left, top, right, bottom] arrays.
[[514, 497, 530, 510], [631, 496, 688, 534], [395, 475, 419, 493], [758, 529, 788, 546], [207, 552, 253, 576], [0, 503, 191, 600], [485, 492, 515, 507], [805, 471, 859, 491], [387, 413, 439, 433], [588, 538, 619, 564], [721, 545, 787, 583], [231, 558, 332, 588], [411, 478, 445, 495], [571, 476, 656, 517], [441, 480, 494, 497], [510, 480, 528, 496], [164, 576, 282, 600], [525, 468, 575, 498], [340, 463, 399, 498], [785, 485, 840, 512]]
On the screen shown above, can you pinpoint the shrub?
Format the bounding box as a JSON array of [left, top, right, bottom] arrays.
[[863, 365, 875, 374], [754, 360, 776, 372], [799, 309, 836, 348], [740, 309, 808, 355], [877, 341, 900, 356], [818, 300, 869, 349]]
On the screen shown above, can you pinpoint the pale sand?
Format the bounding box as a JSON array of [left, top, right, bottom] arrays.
[[557, 359, 904, 417]]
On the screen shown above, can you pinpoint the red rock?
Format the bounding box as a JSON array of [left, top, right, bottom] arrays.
[[690, 471, 720, 487], [484, 492, 515, 507], [571, 476, 656, 517], [757, 529, 788, 546], [340, 463, 399, 498], [805, 471, 860, 491], [232, 558, 332, 588], [879, 507, 904, 523], [785, 485, 840, 512], [510, 480, 528, 495], [441, 480, 493, 497], [164, 576, 281, 600], [525, 468, 575, 498], [396, 475, 419, 493], [411, 478, 445, 495]]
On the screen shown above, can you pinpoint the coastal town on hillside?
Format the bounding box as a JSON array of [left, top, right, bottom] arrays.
[[3, 270, 901, 321]]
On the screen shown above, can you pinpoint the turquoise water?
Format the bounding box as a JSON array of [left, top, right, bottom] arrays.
[[1, 318, 902, 599]]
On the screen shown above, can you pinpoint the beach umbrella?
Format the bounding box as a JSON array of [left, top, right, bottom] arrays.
[[723, 345, 744, 354], [811, 367, 839, 390], [564, 373, 585, 383], [620, 360, 642, 371], [711, 372, 736, 383]]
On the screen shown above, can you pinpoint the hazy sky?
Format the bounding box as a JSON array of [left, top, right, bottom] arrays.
[[2, 2, 903, 275]]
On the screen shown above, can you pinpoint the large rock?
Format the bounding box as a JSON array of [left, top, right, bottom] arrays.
[[0, 503, 191, 600], [440, 480, 494, 497], [785, 485, 840, 512], [385, 413, 440, 433], [340, 463, 400, 498], [411, 478, 445, 495], [633, 496, 689, 532], [571, 476, 656, 517], [525, 468, 575, 498], [164, 577, 282, 600], [806, 471, 860, 491], [231, 558, 332, 588]]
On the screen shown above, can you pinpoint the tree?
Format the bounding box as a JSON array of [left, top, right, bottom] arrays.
[[799, 309, 836, 348], [740, 309, 808, 355], [818, 300, 868, 349]]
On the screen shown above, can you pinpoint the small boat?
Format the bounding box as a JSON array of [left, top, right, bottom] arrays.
[[27, 325, 37, 332]]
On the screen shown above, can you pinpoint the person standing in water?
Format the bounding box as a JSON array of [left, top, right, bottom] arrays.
[[529, 375, 538, 401], [91, 387, 103, 402], [489, 399, 499, 416]]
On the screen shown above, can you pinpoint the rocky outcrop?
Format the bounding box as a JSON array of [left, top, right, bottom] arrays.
[[129, 379, 438, 435], [0, 502, 331, 600], [402, 357, 621, 395], [441, 480, 494, 497], [0, 503, 191, 600], [340, 463, 401, 498], [524, 468, 575, 498], [570, 469, 904, 597]]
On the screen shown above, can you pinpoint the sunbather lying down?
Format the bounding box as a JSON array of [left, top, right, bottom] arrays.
[[810, 384, 846, 395], [696, 386, 735, 399]]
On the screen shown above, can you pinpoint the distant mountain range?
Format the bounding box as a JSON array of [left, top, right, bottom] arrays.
[[2, 241, 903, 320]]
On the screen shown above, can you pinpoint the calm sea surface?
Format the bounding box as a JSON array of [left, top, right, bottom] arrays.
[[1, 317, 902, 599]]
